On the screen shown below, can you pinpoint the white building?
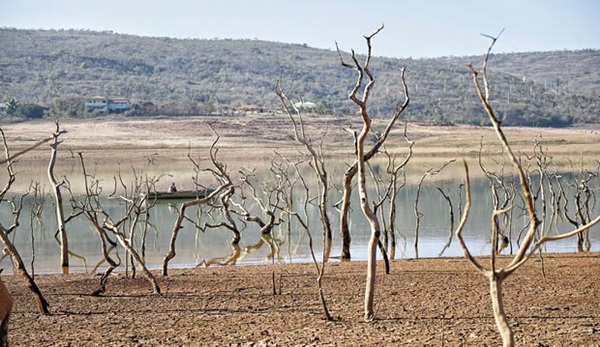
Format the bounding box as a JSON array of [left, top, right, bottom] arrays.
[[85, 96, 131, 113], [107, 97, 130, 112]]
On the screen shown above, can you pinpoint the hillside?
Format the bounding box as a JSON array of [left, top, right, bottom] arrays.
[[0, 28, 599, 126]]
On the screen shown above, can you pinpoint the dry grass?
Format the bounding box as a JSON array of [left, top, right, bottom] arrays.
[[1, 116, 598, 192]]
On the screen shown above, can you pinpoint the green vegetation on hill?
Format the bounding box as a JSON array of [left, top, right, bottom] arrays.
[[1, 28, 598, 126]]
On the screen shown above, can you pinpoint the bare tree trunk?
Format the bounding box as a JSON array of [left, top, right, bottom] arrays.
[[387, 124, 413, 260], [162, 184, 229, 276], [318, 176, 333, 261], [414, 160, 454, 258], [286, 157, 333, 320], [47, 120, 69, 273], [89, 222, 120, 296], [337, 66, 410, 260], [489, 274, 514, 347], [413, 174, 425, 259], [340, 169, 354, 259], [103, 222, 160, 294], [388, 174, 399, 260], [0, 271, 13, 347], [336, 26, 385, 321], [437, 187, 455, 257], [0, 226, 49, 315], [275, 79, 333, 261], [0, 129, 49, 315]]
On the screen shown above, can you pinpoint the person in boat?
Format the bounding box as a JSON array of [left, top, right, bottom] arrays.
[[168, 182, 177, 193]]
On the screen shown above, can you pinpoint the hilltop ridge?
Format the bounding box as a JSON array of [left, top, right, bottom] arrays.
[[0, 28, 598, 126]]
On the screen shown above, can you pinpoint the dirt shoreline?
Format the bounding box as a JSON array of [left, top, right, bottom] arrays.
[[5, 253, 600, 346], [2, 117, 600, 194]]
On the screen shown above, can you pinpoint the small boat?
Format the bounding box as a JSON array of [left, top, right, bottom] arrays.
[[145, 189, 214, 200]]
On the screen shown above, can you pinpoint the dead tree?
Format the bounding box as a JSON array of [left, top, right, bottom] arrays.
[[0, 269, 12, 347], [478, 139, 514, 254], [386, 123, 414, 259], [69, 158, 119, 295], [47, 120, 69, 273], [50, 178, 87, 270], [235, 168, 281, 236], [455, 31, 600, 346], [413, 159, 454, 258], [0, 129, 49, 315], [103, 215, 160, 294], [162, 128, 232, 276], [337, 25, 386, 321], [76, 153, 160, 295], [437, 187, 455, 257], [276, 78, 334, 260], [270, 155, 298, 260], [367, 161, 391, 273], [336, 55, 410, 260], [109, 166, 159, 278], [187, 140, 241, 257], [559, 164, 595, 252], [283, 157, 333, 320]]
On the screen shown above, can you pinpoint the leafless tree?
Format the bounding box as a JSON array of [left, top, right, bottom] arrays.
[[47, 120, 69, 273], [413, 159, 455, 258], [455, 31, 600, 346], [336, 51, 410, 260], [0, 129, 50, 315], [234, 167, 282, 236], [385, 123, 414, 259], [478, 139, 515, 254], [437, 187, 455, 257], [283, 156, 333, 320], [162, 127, 232, 276], [75, 153, 160, 295], [0, 269, 12, 347], [336, 25, 386, 321], [108, 166, 160, 278], [276, 77, 334, 260], [559, 163, 596, 252]]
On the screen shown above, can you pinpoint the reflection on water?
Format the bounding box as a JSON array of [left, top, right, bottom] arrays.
[[0, 173, 599, 275]]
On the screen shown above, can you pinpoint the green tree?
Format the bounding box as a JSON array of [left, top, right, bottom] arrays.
[[14, 104, 46, 119], [4, 98, 19, 116], [49, 97, 85, 118]]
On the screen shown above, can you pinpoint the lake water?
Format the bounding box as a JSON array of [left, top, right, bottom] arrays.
[[0, 171, 598, 275]]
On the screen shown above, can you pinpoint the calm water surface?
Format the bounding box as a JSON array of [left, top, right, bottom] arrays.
[[0, 173, 598, 275]]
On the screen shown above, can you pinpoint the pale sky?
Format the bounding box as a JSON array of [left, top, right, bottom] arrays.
[[2, 0, 599, 58]]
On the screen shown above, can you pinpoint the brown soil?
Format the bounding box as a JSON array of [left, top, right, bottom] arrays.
[[5, 253, 600, 346]]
